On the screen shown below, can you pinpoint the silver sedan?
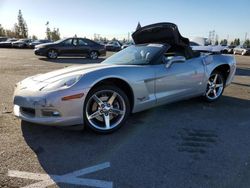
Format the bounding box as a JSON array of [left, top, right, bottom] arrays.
[[13, 23, 236, 133]]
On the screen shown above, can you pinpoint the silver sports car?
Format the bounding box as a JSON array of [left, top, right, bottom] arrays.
[[13, 23, 236, 133]]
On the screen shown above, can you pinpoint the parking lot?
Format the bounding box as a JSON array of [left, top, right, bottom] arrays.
[[0, 48, 249, 188]]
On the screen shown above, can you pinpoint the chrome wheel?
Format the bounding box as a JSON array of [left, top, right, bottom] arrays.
[[241, 51, 246, 56], [89, 51, 98, 60], [205, 73, 224, 101], [48, 50, 58, 59], [85, 89, 127, 132]]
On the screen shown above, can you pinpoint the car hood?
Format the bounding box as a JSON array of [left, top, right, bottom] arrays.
[[30, 64, 112, 83], [36, 42, 55, 48], [132, 22, 189, 46]]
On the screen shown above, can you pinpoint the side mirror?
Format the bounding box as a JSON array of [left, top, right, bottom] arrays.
[[165, 56, 186, 68]]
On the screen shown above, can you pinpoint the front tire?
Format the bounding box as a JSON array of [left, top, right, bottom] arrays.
[[47, 49, 58, 59], [204, 71, 225, 102], [84, 85, 130, 134]]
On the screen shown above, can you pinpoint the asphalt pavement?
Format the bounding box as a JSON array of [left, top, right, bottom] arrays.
[[0, 49, 249, 188]]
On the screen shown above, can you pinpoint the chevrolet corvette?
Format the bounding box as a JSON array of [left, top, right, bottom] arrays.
[[13, 23, 236, 133]]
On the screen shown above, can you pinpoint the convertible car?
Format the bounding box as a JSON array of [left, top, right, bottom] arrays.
[[13, 23, 236, 133]]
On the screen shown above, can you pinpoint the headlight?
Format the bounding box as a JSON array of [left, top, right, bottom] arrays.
[[40, 75, 82, 91]]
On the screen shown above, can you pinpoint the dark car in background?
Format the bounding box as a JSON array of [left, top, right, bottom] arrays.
[[0, 38, 17, 48], [12, 39, 32, 48], [34, 37, 106, 59], [223, 45, 236, 54], [121, 42, 134, 50], [105, 41, 122, 51], [0, 37, 8, 42], [233, 45, 250, 55], [28, 39, 52, 49]]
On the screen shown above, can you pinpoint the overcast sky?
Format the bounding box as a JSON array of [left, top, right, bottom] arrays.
[[0, 0, 249, 41]]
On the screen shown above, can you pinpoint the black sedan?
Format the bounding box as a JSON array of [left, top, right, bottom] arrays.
[[105, 41, 122, 51], [12, 39, 32, 48], [28, 39, 52, 49], [0, 38, 17, 48], [34, 37, 106, 59]]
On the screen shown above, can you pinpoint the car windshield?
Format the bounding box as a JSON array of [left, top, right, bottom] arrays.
[[102, 44, 164, 65]]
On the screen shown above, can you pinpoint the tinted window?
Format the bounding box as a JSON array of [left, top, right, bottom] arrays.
[[84, 39, 96, 46], [78, 39, 88, 46], [63, 39, 73, 46]]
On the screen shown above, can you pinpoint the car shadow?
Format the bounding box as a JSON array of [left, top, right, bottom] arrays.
[[39, 57, 105, 64], [21, 95, 250, 187]]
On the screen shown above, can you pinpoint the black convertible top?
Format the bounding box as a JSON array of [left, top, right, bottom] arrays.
[[132, 22, 190, 46]]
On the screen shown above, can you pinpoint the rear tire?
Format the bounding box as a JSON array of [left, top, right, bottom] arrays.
[[84, 85, 130, 134], [203, 71, 225, 102], [89, 51, 99, 60]]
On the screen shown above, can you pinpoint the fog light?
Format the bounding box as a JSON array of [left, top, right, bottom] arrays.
[[42, 110, 60, 117]]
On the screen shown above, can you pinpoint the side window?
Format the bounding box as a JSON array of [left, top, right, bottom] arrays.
[[78, 39, 88, 46], [83, 39, 95, 46], [63, 39, 73, 46]]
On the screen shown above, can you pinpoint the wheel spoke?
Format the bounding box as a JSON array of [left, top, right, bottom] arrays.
[[213, 89, 217, 97], [208, 80, 212, 85], [111, 108, 124, 115], [93, 95, 104, 106], [88, 110, 101, 120], [213, 74, 218, 84], [206, 88, 212, 96], [103, 114, 110, 129], [215, 84, 223, 88], [108, 92, 117, 105]]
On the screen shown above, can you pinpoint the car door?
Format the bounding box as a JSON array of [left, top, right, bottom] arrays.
[[154, 56, 205, 105], [76, 39, 91, 56], [60, 38, 77, 55]]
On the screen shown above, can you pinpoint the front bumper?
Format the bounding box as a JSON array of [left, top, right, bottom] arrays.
[[13, 86, 90, 126], [34, 48, 47, 56]]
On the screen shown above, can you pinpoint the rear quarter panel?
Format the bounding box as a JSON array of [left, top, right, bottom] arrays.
[[203, 54, 236, 86]]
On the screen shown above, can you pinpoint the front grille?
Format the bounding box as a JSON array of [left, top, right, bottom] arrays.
[[21, 107, 35, 117]]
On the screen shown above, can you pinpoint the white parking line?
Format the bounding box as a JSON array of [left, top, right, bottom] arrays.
[[8, 162, 113, 188]]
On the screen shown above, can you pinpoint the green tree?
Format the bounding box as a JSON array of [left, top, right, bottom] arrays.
[[5, 29, 16, 38], [233, 38, 240, 46], [45, 22, 60, 41], [17, 10, 28, 38], [244, 39, 250, 47], [13, 23, 20, 38], [220, 39, 228, 46], [0, 24, 5, 36], [215, 40, 219, 45], [50, 28, 60, 41], [45, 21, 51, 40], [31, 35, 38, 40]]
